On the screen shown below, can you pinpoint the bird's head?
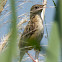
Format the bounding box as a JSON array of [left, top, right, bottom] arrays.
[[30, 4, 44, 14]]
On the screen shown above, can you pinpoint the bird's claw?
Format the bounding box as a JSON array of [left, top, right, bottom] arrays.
[[35, 59, 39, 62], [26, 52, 39, 62]]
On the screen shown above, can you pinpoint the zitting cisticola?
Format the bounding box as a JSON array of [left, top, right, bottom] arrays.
[[19, 4, 44, 62]]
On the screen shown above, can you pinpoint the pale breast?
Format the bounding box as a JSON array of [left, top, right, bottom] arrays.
[[32, 14, 43, 31], [30, 14, 44, 41]]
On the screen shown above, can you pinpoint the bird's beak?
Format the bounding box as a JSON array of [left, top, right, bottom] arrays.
[[39, 4, 46, 10]]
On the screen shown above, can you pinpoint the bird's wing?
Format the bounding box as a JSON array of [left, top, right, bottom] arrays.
[[21, 21, 37, 39], [19, 20, 37, 48]]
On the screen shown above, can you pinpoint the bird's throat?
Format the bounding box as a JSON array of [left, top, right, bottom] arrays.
[[30, 13, 43, 24]]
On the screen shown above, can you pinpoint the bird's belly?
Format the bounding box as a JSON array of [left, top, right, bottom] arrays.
[[27, 28, 44, 50], [30, 26, 44, 42], [27, 24, 44, 47], [20, 22, 44, 50]]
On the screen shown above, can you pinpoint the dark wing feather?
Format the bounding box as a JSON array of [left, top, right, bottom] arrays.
[[21, 21, 36, 39], [19, 21, 37, 48]]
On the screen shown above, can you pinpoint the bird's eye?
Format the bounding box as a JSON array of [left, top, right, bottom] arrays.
[[35, 6, 39, 9]]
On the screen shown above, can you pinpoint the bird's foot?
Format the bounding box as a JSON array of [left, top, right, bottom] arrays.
[[35, 59, 39, 62], [26, 52, 38, 62]]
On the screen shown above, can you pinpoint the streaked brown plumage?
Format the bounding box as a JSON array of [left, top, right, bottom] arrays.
[[19, 4, 44, 62]]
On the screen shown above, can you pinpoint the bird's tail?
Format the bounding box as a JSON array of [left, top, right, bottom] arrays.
[[35, 50, 39, 62], [19, 49, 25, 62]]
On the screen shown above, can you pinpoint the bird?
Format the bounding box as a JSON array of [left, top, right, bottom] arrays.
[[19, 4, 44, 62]]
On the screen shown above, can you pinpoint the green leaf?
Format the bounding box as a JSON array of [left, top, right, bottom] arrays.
[[0, 0, 17, 62]]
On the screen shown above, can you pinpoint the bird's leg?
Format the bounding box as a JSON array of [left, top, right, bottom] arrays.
[[26, 52, 36, 62], [35, 50, 39, 62]]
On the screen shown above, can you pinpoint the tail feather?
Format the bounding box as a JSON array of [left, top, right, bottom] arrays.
[[19, 50, 25, 62], [35, 50, 39, 62]]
